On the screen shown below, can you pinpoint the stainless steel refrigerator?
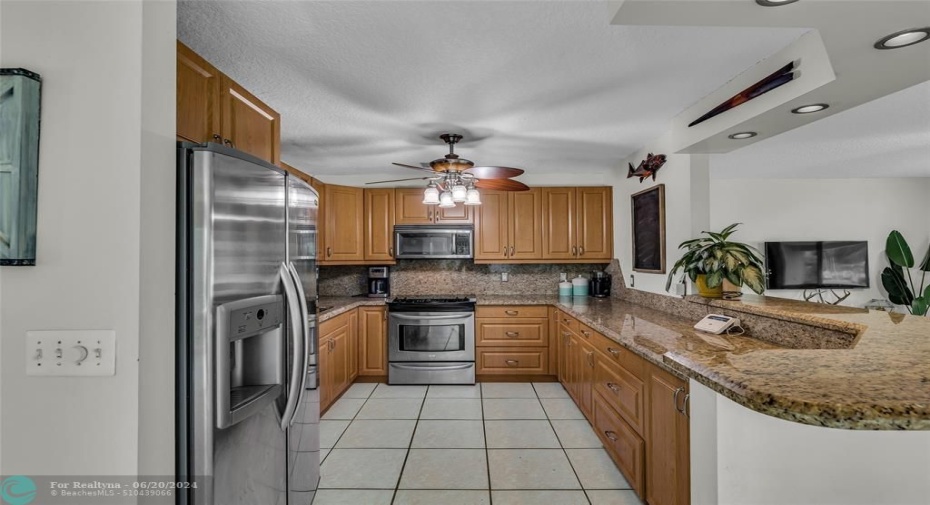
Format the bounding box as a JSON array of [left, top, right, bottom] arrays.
[[176, 143, 320, 505]]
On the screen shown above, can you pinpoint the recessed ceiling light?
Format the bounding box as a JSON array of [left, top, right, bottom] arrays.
[[791, 103, 829, 114], [875, 28, 930, 49], [755, 0, 799, 6], [728, 132, 758, 140]]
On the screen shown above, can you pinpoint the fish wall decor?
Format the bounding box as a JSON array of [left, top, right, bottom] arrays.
[[627, 153, 667, 182]]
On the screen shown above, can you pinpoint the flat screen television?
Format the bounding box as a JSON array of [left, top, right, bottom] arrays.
[[765, 241, 869, 289]]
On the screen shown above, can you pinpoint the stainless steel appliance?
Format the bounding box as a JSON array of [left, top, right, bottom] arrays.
[[387, 296, 476, 384], [176, 143, 320, 505], [394, 225, 473, 259], [367, 266, 390, 298], [590, 271, 612, 298]]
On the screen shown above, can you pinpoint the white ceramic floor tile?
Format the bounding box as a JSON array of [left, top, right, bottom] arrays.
[[491, 490, 590, 505], [370, 384, 428, 399], [587, 489, 644, 505], [540, 398, 586, 420], [322, 398, 366, 420], [427, 384, 482, 399], [355, 398, 423, 420], [483, 398, 547, 420], [319, 448, 407, 489], [566, 448, 632, 489], [335, 420, 416, 449], [484, 420, 561, 449], [319, 420, 350, 449], [411, 420, 485, 449], [399, 449, 489, 490], [419, 398, 483, 420], [341, 382, 378, 399], [393, 490, 491, 505], [487, 449, 581, 490], [551, 420, 604, 448], [319, 448, 330, 463], [311, 489, 394, 505], [532, 382, 571, 399], [481, 382, 538, 398]]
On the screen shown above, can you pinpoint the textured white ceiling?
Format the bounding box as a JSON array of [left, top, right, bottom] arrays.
[[712, 80, 930, 179], [177, 0, 804, 182]]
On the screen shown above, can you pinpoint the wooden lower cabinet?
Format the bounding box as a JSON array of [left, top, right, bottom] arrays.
[[358, 306, 388, 376], [319, 310, 358, 412], [646, 365, 690, 505], [593, 389, 645, 497], [476, 347, 548, 374]]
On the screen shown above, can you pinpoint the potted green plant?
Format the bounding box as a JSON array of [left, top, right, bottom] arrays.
[[665, 223, 766, 298], [881, 230, 929, 316]]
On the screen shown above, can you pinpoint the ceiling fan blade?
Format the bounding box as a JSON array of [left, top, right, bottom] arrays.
[[475, 179, 530, 191], [465, 166, 525, 179], [366, 176, 432, 185], [393, 162, 436, 172]]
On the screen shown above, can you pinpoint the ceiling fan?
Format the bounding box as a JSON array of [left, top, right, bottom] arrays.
[[366, 133, 530, 206]]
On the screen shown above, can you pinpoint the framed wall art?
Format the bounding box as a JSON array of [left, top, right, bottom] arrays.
[[631, 184, 665, 273]]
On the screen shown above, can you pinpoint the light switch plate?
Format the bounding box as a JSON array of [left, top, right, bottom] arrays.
[[26, 330, 116, 376]]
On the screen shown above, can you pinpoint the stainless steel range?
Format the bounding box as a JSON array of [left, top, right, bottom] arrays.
[[387, 296, 477, 385]]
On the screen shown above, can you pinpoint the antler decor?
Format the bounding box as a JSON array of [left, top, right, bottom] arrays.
[[803, 289, 852, 305]]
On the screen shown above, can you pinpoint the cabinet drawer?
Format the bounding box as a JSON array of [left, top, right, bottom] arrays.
[[555, 312, 579, 332], [477, 347, 548, 374], [590, 333, 644, 380], [477, 319, 548, 346], [593, 390, 645, 497], [594, 357, 645, 434], [477, 305, 548, 319], [319, 310, 351, 337]]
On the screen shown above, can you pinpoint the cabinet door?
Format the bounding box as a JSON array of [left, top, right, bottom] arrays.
[[358, 307, 387, 376], [576, 187, 613, 260], [310, 178, 327, 262], [434, 203, 473, 224], [579, 341, 595, 419], [394, 189, 433, 225], [323, 185, 365, 262], [346, 310, 359, 382], [219, 76, 281, 165], [474, 190, 509, 261], [509, 188, 543, 260], [319, 336, 334, 411], [647, 366, 690, 505], [541, 188, 576, 260], [176, 42, 220, 143], [364, 189, 395, 262]]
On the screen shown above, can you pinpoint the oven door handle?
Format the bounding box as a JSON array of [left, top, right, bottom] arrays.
[[389, 313, 471, 321], [390, 363, 474, 370]]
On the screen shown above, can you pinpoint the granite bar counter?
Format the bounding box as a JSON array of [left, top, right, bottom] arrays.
[[318, 293, 930, 430]]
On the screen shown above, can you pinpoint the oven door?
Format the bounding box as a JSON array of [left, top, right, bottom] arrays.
[[389, 311, 475, 362]]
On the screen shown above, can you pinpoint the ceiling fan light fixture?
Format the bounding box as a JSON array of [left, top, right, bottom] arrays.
[[451, 184, 468, 202], [464, 187, 482, 206], [422, 184, 440, 205], [438, 191, 455, 208]]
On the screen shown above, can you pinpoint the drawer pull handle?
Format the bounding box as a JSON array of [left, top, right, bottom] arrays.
[[673, 387, 686, 414], [505, 360, 519, 366], [606, 382, 621, 393], [586, 351, 594, 367], [505, 331, 520, 337], [505, 310, 519, 316], [579, 246, 585, 256], [326, 247, 332, 258], [581, 330, 591, 337], [562, 318, 570, 324], [604, 430, 618, 442], [572, 246, 578, 256], [607, 347, 621, 357], [562, 332, 572, 338]]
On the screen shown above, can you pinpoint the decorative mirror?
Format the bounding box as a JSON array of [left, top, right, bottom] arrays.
[[0, 68, 41, 266]]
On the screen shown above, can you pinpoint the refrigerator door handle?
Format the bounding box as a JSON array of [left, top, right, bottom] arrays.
[[287, 262, 313, 427], [278, 262, 305, 431]]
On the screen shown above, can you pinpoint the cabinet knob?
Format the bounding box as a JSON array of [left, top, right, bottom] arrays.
[[212, 133, 222, 142], [223, 138, 234, 148], [604, 430, 619, 442], [505, 360, 519, 366], [505, 331, 520, 337]]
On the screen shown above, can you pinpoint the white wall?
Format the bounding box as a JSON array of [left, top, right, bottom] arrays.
[[0, 0, 175, 477], [710, 177, 930, 307]]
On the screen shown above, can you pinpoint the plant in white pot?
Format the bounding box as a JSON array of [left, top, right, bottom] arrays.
[[665, 223, 766, 298]]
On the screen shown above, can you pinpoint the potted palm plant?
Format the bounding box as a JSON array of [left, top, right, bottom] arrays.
[[665, 223, 766, 298], [881, 230, 929, 316]]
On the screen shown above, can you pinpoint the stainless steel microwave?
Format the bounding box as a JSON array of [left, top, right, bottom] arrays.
[[394, 225, 473, 259]]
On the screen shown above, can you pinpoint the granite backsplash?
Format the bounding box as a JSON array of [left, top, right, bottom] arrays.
[[319, 259, 626, 297]]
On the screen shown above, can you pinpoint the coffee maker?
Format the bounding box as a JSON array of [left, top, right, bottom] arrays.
[[590, 271, 612, 298], [367, 266, 390, 298]]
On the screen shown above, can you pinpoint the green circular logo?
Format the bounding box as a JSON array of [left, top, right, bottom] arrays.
[[1, 476, 36, 505]]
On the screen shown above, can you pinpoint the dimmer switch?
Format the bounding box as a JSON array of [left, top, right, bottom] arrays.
[[26, 330, 116, 376]]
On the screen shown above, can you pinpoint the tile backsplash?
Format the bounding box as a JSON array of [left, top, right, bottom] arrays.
[[319, 259, 625, 297]]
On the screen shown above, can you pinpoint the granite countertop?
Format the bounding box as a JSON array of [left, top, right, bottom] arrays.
[[318, 294, 930, 430]]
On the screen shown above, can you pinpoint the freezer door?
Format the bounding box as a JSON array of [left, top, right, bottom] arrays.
[[287, 175, 319, 311], [181, 145, 288, 505]]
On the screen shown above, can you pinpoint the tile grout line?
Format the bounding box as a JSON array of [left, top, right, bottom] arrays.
[[390, 385, 428, 505], [481, 382, 493, 505], [533, 382, 593, 505]]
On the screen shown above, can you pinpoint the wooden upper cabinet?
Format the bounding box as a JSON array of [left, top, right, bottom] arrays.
[[364, 189, 395, 262], [542, 188, 576, 260], [509, 188, 543, 260], [394, 188, 474, 225], [323, 184, 365, 263], [474, 190, 509, 261], [576, 187, 613, 260], [220, 75, 281, 165], [176, 42, 220, 143]]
